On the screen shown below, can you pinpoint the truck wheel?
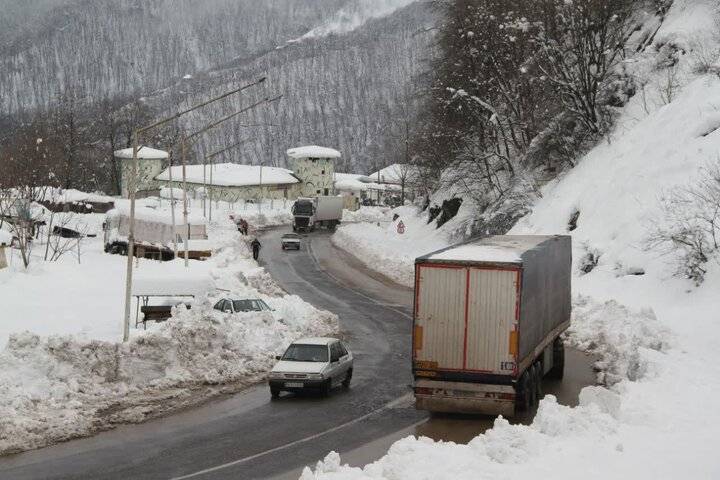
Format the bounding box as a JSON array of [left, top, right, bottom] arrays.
[[528, 373, 537, 408], [517, 372, 531, 412], [533, 363, 543, 401], [547, 337, 565, 380], [270, 387, 280, 399], [292, 225, 297, 232]]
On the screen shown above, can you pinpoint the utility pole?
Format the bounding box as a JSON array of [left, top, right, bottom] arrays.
[[182, 95, 282, 236], [181, 139, 190, 267], [122, 77, 268, 342], [168, 148, 178, 255]]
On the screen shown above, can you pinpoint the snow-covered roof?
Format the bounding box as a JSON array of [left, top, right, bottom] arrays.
[[114, 146, 170, 160], [423, 235, 560, 263], [286, 145, 341, 159], [292, 337, 339, 345], [47, 188, 115, 204], [108, 205, 206, 226], [334, 173, 372, 191], [0, 230, 12, 246], [155, 163, 299, 187], [367, 164, 418, 185], [132, 272, 215, 297]]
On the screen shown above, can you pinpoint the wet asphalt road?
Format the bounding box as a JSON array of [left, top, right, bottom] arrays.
[[0, 228, 596, 480]]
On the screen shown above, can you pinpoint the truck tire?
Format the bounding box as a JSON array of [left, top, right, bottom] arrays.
[[517, 372, 532, 412], [528, 373, 537, 408], [547, 337, 565, 380], [533, 363, 543, 401], [270, 387, 280, 399]]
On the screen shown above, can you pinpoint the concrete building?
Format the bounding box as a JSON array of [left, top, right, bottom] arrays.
[[155, 163, 302, 201], [116, 147, 170, 198], [117, 144, 342, 202], [286, 146, 340, 197], [367, 163, 419, 204]]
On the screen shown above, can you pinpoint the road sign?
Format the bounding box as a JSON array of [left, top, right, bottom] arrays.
[[397, 221, 405, 234]]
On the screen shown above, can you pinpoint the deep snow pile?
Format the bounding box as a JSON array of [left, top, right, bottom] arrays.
[[0, 205, 338, 455], [331, 201, 475, 287], [300, 1, 720, 478], [341, 206, 392, 224]]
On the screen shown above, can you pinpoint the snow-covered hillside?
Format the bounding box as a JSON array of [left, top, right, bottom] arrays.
[[306, 1, 720, 478]]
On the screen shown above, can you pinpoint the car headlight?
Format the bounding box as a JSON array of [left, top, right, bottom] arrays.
[[268, 372, 284, 379], [306, 373, 323, 380]]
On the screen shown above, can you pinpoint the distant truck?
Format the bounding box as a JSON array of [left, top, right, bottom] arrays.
[[412, 235, 571, 417], [292, 196, 343, 232]]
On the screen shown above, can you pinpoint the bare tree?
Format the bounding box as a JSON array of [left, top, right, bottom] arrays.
[[646, 162, 720, 285]]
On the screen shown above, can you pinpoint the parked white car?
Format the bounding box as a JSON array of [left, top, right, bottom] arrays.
[[268, 337, 353, 398]]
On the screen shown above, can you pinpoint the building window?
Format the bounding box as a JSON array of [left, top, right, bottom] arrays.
[[316, 189, 321, 194], [321, 169, 325, 175], [324, 188, 329, 195]]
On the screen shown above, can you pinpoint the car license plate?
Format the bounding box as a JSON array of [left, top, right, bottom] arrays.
[[285, 382, 303, 388]]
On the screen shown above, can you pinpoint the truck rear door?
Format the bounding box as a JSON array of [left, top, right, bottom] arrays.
[[414, 264, 520, 375]]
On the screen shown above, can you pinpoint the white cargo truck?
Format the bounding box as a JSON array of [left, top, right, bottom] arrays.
[[412, 235, 571, 416], [292, 196, 343, 232], [103, 207, 208, 260]]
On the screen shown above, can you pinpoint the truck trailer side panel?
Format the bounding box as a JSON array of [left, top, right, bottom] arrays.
[[517, 236, 572, 365]]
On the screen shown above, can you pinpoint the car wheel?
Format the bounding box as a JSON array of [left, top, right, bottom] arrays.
[[270, 387, 280, 399], [321, 379, 332, 397], [342, 369, 352, 389]]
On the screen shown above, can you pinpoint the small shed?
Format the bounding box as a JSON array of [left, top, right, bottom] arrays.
[[131, 272, 215, 328], [0, 230, 12, 269]]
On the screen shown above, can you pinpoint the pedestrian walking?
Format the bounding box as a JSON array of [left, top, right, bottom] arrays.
[[250, 238, 261, 260]]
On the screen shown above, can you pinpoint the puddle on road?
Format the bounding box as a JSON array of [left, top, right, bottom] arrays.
[[413, 348, 598, 443]]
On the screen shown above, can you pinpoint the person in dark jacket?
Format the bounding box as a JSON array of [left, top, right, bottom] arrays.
[[250, 238, 261, 260]]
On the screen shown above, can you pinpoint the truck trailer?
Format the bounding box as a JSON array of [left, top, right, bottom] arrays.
[[412, 235, 571, 416], [292, 196, 343, 232]]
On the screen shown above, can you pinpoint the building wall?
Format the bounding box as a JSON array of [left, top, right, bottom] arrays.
[[120, 158, 167, 197], [161, 181, 303, 203], [0, 247, 7, 269], [291, 157, 335, 197]]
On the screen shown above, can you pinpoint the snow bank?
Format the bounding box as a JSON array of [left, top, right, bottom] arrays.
[[0, 301, 336, 455], [341, 206, 392, 224], [566, 297, 672, 386]]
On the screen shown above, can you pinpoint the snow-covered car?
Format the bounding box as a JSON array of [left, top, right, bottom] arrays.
[[268, 337, 353, 398], [281, 233, 301, 250], [213, 298, 274, 314]]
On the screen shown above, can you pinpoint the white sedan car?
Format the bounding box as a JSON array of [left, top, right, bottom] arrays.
[[268, 337, 353, 398]]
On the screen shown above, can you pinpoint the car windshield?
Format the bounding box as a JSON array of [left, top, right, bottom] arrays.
[[281, 344, 328, 362], [232, 299, 269, 312], [283, 234, 300, 239]]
